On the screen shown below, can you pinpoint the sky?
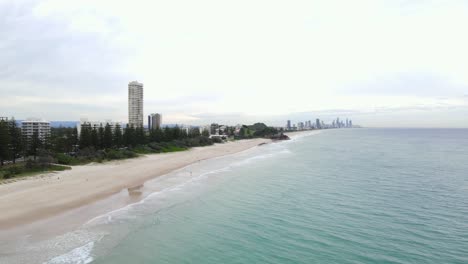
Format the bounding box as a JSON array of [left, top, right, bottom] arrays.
[[1, 0, 467, 127]]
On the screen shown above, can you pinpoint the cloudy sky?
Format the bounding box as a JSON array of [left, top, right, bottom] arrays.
[[1, 0, 467, 127]]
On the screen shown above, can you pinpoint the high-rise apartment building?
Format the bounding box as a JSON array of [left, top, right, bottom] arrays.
[[286, 120, 291, 130], [21, 118, 50, 142], [128, 81, 144, 128], [148, 113, 162, 130], [316, 118, 321, 129], [298, 122, 304, 130]]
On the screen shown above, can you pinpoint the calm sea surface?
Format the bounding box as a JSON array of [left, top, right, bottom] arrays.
[[29, 129, 468, 263]]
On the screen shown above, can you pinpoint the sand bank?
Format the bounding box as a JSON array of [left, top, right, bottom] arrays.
[[0, 138, 271, 229]]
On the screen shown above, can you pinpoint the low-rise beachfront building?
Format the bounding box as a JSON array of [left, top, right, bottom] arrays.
[[180, 125, 191, 135], [199, 125, 211, 135], [21, 118, 51, 142]]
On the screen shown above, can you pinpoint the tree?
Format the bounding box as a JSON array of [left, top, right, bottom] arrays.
[[173, 125, 181, 140], [123, 125, 136, 147], [91, 126, 99, 149], [163, 127, 173, 141], [98, 125, 105, 149], [71, 127, 79, 151], [37, 149, 54, 169], [29, 130, 42, 161], [8, 118, 22, 163], [189, 128, 201, 138], [202, 129, 210, 137], [149, 128, 164, 143], [135, 126, 146, 145], [79, 123, 92, 149], [239, 127, 246, 138], [42, 131, 52, 151], [0, 120, 11, 166], [180, 127, 188, 139], [113, 123, 123, 147], [103, 123, 113, 149]]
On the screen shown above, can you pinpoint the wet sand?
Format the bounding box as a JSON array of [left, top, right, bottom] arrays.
[[0, 139, 271, 230]]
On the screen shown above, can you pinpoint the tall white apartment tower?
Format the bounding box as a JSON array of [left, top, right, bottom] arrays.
[[128, 81, 144, 127], [21, 118, 51, 142]]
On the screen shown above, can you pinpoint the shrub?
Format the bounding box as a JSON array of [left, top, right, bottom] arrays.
[[56, 153, 73, 165], [106, 149, 137, 160], [148, 142, 163, 152], [0, 165, 25, 179], [7, 165, 24, 175], [211, 137, 223, 143], [199, 136, 213, 146], [122, 150, 137, 158], [106, 149, 123, 160], [133, 145, 153, 154]]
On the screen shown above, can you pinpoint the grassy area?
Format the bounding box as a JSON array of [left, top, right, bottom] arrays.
[[161, 145, 187, 152], [0, 162, 71, 181], [0, 138, 220, 182]]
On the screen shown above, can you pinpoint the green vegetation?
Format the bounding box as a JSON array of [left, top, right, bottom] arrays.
[[0, 158, 71, 180], [0, 117, 281, 181], [236, 123, 280, 139]]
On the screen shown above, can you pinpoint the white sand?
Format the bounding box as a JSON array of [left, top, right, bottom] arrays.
[[0, 138, 271, 229]]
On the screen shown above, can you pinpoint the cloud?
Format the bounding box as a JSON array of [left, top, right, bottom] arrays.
[[342, 73, 468, 97], [0, 1, 131, 96], [1, 0, 468, 127]]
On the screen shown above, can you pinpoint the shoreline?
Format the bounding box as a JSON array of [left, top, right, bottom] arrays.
[[0, 131, 320, 264], [0, 138, 273, 231], [0, 131, 316, 241]]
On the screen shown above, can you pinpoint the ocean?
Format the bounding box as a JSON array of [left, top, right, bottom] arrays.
[[6, 128, 468, 263]]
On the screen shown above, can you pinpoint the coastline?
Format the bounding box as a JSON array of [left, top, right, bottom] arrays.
[[0, 138, 272, 230]]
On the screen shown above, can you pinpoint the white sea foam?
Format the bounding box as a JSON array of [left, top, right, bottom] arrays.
[[44, 241, 94, 264], [84, 166, 234, 226], [84, 142, 300, 228], [287, 130, 323, 141]]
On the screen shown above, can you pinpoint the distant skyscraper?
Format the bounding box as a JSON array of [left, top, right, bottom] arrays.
[[298, 122, 304, 130], [316, 118, 321, 129], [286, 120, 291, 130], [349, 120, 353, 127], [149, 113, 162, 130], [128, 81, 144, 127]]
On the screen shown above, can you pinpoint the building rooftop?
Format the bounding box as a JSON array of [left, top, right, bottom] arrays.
[[129, 81, 143, 86], [22, 118, 49, 123]]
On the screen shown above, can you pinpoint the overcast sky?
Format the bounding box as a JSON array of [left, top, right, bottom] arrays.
[[1, 0, 467, 127]]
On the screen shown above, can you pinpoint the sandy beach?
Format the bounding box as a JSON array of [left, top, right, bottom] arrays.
[[0, 138, 271, 230]]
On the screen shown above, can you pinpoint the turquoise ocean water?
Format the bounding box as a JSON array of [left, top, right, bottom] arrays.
[[21, 129, 468, 263]]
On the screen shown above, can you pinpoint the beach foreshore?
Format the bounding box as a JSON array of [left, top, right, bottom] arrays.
[[0, 138, 272, 230]]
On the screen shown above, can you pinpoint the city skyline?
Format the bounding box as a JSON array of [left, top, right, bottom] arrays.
[[1, 1, 468, 128]]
